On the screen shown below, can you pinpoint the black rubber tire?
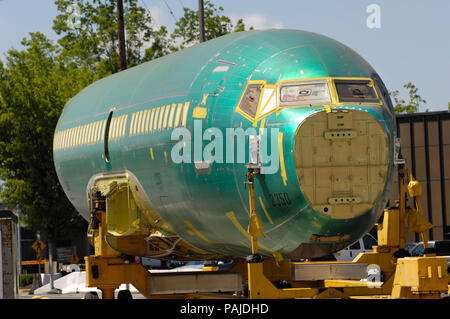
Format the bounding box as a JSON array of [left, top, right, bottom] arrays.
[[117, 289, 133, 299], [84, 291, 99, 299]]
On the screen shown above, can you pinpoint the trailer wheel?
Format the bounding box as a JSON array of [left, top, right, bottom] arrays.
[[117, 289, 133, 299], [84, 291, 99, 299]]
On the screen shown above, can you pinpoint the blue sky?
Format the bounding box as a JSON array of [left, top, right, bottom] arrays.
[[0, 0, 449, 111]]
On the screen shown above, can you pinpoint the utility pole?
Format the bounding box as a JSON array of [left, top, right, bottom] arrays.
[[116, 0, 127, 71], [198, 0, 205, 43]]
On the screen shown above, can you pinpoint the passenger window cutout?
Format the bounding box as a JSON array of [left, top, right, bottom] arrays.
[[239, 84, 263, 117], [104, 111, 113, 162]]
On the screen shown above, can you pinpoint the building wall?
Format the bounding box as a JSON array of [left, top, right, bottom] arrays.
[[391, 111, 450, 242]]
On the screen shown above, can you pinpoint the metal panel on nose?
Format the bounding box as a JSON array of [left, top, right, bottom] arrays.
[[293, 109, 389, 219]]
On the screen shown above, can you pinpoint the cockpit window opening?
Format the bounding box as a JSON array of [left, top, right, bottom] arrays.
[[335, 80, 379, 103], [279, 80, 331, 107], [372, 78, 394, 116], [239, 83, 263, 117]]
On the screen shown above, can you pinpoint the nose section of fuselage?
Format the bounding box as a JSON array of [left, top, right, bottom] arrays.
[[292, 108, 390, 220]]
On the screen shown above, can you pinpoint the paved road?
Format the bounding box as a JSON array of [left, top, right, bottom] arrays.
[[18, 289, 146, 299]]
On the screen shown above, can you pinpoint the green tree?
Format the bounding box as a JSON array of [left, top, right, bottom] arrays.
[[390, 82, 427, 114], [143, 26, 175, 61], [53, 0, 165, 73], [0, 1, 247, 250], [0, 33, 93, 243], [171, 0, 249, 49]]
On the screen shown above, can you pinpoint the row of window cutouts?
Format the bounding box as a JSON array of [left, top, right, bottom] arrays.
[[54, 102, 190, 151]]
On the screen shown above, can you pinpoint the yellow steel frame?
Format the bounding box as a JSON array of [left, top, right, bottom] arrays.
[[84, 162, 449, 299], [242, 162, 449, 299], [85, 195, 153, 299]]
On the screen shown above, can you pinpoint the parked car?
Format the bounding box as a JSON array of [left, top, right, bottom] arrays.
[[333, 233, 378, 262], [406, 240, 450, 273], [141, 257, 184, 269]]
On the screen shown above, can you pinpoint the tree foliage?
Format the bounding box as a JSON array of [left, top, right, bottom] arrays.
[[0, 1, 250, 241], [390, 82, 427, 114], [53, 0, 159, 73], [0, 33, 95, 239], [171, 0, 248, 48]]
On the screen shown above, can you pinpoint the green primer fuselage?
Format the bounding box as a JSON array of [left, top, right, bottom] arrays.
[[54, 30, 395, 259]]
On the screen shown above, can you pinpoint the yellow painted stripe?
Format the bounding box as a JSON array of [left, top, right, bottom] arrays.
[[163, 105, 170, 129], [90, 122, 95, 143], [58, 131, 62, 150], [115, 116, 120, 139], [225, 211, 273, 253], [117, 116, 122, 138], [92, 121, 98, 143], [174, 103, 183, 127], [117, 116, 123, 138], [164, 151, 168, 164], [142, 109, 148, 134], [86, 124, 90, 144], [67, 128, 73, 148], [94, 121, 100, 143], [59, 130, 64, 149], [62, 130, 66, 149], [108, 118, 115, 141], [72, 127, 77, 146], [101, 120, 106, 142], [154, 107, 160, 131], [181, 102, 190, 127], [69, 128, 74, 148], [65, 129, 70, 149], [168, 104, 176, 129], [135, 111, 142, 136], [139, 110, 145, 134], [149, 147, 154, 160], [97, 121, 103, 142], [144, 109, 150, 133], [184, 220, 212, 243], [67, 129, 72, 148], [115, 116, 123, 139], [149, 108, 155, 132], [129, 112, 136, 136], [90, 121, 96, 144], [85, 124, 90, 145], [259, 118, 266, 135], [122, 115, 128, 137], [201, 94, 208, 105], [77, 127, 81, 146], [108, 118, 114, 140], [72, 127, 77, 147], [278, 132, 287, 186], [259, 197, 274, 224], [82, 125, 87, 145], [158, 105, 165, 130]]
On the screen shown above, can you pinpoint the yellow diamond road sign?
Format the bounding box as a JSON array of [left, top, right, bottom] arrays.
[[32, 239, 46, 253]]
